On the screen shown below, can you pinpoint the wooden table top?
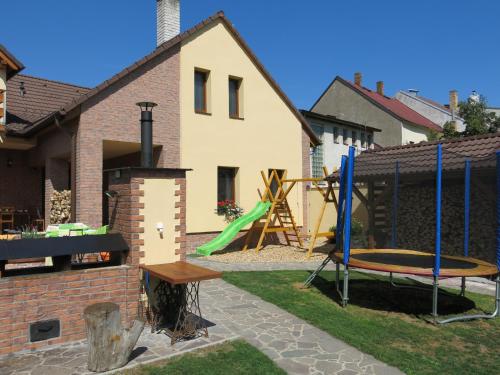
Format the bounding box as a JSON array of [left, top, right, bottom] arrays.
[[141, 261, 222, 285]]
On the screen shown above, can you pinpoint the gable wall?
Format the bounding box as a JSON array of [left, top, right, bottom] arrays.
[[76, 46, 181, 227], [180, 21, 305, 233], [312, 80, 403, 147]]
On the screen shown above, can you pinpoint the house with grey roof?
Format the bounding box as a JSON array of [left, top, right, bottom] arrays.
[[395, 89, 465, 132]]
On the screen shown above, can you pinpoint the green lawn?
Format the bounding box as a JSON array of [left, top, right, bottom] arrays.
[[123, 340, 285, 375], [223, 270, 499, 375]]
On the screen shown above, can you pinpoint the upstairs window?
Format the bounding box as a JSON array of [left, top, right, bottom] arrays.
[[195, 69, 209, 114], [342, 128, 349, 145], [367, 133, 373, 148], [333, 127, 339, 143], [229, 77, 242, 118]]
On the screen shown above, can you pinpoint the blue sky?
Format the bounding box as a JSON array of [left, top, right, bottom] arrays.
[[3, 0, 499, 109]]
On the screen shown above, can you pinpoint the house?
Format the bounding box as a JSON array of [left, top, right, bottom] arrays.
[[1, 2, 319, 253], [300, 110, 380, 177], [395, 89, 466, 132], [310, 73, 442, 147], [0, 44, 25, 140]]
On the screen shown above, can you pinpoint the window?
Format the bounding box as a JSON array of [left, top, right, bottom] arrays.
[[268, 169, 285, 197], [217, 167, 237, 203], [311, 124, 324, 178], [352, 130, 358, 147], [229, 77, 242, 118], [333, 127, 339, 143], [367, 133, 373, 148], [342, 128, 349, 145], [360, 132, 366, 148], [194, 69, 209, 113]]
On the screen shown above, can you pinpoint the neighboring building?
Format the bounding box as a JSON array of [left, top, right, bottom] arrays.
[[395, 89, 465, 132], [301, 110, 380, 177], [1, 5, 319, 252], [310, 73, 442, 147]]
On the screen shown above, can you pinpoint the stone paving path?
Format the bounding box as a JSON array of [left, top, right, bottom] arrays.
[[0, 263, 403, 375]]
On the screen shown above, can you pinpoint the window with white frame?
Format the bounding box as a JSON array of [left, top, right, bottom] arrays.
[[333, 127, 339, 143], [342, 128, 349, 145], [352, 130, 358, 147], [311, 124, 324, 178], [367, 133, 373, 148], [361, 132, 366, 148]]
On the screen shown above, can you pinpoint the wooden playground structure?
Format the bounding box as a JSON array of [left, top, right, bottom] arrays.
[[242, 169, 338, 257]]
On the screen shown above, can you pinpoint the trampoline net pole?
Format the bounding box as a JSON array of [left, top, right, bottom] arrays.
[[464, 159, 471, 257], [496, 152, 500, 273], [434, 143, 442, 278], [343, 146, 355, 266], [335, 155, 348, 252], [391, 161, 399, 248]]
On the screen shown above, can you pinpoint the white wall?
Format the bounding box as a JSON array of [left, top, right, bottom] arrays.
[[401, 122, 431, 144], [309, 118, 374, 177]]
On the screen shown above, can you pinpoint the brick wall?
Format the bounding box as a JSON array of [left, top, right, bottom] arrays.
[[108, 167, 188, 263], [77, 45, 180, 227], [0, 265, 138, 356]]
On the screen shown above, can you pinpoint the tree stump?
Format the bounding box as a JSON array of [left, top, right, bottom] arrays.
[[84, 302, 144, 372]]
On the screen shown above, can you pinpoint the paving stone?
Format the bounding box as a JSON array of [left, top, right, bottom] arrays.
[[316, 360, 344, 374], [0, 260, 405, 375]]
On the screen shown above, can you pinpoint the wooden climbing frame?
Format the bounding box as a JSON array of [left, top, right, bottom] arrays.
[[306, 167, 339, 258], [242, 170, 322, 253]]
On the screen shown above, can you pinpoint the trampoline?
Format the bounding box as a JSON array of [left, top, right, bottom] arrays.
[[333, 249, 498, 278], [304, 141, 500, 324]]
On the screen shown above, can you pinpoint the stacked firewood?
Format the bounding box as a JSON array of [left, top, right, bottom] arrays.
[[50, 190, 71, 224], [381, 179, 496, 264]]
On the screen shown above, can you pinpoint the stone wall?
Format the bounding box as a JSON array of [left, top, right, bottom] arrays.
[[381, 176, 496, 264]]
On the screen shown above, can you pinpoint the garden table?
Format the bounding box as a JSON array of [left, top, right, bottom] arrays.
[[141, 261, 222, 344]]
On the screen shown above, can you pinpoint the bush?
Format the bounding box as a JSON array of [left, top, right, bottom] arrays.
[[329, 217, 364, 237]]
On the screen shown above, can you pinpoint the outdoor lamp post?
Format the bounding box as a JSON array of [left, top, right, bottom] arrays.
[[136, 102, 158, 168]]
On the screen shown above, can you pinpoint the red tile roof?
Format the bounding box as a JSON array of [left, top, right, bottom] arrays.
[[6, 74, 90, 133], [337, 77, 442, 132]]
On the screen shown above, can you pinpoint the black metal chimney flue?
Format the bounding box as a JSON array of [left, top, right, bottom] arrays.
[[136, 102, 158, 168]]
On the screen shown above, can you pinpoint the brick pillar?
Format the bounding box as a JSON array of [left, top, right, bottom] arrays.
[[45, 158, 70, 225], [75, 132, 103, 227], [108, 168, 188, 266]]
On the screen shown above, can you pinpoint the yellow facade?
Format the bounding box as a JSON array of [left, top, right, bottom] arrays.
[[140, 178, 180, 265], [180, 20, 305, 233]]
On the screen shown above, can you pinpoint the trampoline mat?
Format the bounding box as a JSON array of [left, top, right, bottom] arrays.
[[351, 252, 478, 270]]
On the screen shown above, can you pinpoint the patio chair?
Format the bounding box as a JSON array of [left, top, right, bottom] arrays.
[[0, 207, 15, 232]]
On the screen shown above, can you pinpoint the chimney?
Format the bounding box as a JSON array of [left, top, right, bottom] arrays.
[[156, 0, 180, 47], [354, 72, 362, 86], [376, 81, 384, 96], [449, 90, 458, 118]]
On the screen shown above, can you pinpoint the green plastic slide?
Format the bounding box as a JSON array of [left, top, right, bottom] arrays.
[[196, 201, 271, 256]]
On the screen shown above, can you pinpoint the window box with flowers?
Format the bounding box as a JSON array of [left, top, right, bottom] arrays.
[[216, 200, 244, 223]]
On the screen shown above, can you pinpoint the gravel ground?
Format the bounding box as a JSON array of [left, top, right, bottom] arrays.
[[203, 240, 334, 263]]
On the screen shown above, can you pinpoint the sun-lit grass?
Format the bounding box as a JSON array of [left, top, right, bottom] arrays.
[[223, 270, 499, 375], [123, 340, 285, 375]]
